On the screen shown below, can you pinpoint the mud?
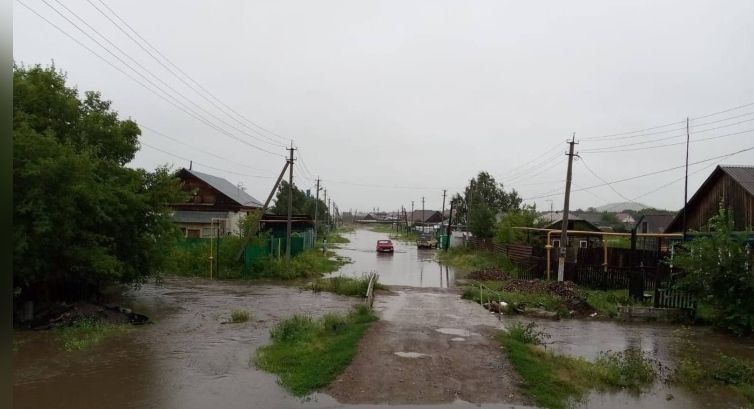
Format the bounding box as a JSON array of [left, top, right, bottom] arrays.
[[327, 288, 531, 405]]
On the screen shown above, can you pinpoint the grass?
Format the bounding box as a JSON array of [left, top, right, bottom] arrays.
[[57, 318, 129, 351], [254, 304, 377, 396], [463, 284, 567, 315], [673, 345, 754, 405], [230, 309, 252, 323], [500, 322, 658, 409], [248, 250, 349, 279], [310, 275, 385, 297], [437, 247, 515, 272], [584, 289, 632, 318]]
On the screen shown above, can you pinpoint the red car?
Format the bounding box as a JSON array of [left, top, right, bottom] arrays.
[[376, 239, 394, 253]]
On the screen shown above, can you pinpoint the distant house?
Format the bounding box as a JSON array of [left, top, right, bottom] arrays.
[[172, 168, 263, 238], [411, 210, 444, 225], [615, 213, 636, 224], [665, 165, 754, 233], [635, 214, 675, 234], [543, 215, 602, 248]]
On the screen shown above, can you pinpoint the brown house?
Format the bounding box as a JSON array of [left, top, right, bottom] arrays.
[[172, 168, 263, 238], [411, 210, 444, 224], [666, 165, 754, 233], [635, 214, 675, 234]]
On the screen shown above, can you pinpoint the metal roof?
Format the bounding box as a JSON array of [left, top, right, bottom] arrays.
[[184, 169, 263, 207]]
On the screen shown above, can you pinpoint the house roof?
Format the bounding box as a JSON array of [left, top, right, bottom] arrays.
[[182, 168, 263, 207], [721, 165, 754, 196], [173, 210, 229, 224], [544, 215, 602, 232], [635, 214, 675, 233], [411, 210, 442, 223], [666, 165, 754, 232]]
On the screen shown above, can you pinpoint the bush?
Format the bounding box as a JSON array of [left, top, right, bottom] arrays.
[[310, 275, 381, 297], [507, 321, 550, 345], [594, 348, 658, 389], [269, 315, 318, 343], [230, 310, 251, 323]]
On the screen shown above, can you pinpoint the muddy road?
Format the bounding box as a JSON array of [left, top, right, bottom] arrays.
[[329, 288, 530, 405]]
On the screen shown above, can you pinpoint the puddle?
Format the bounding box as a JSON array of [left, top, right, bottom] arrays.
[[435, 328, 479, 337], [329, 228, 455, 287], [450, 337, 466, 342], [394, 352, 430, 358]]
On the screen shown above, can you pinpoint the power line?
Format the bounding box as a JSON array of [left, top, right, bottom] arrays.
[[47, 0, 285, 150], [581, 101, 754, 141], [139, 124, 269, 172], [498, 142, 564, 181], [581, 127, 754, 154], [140, 142, 275, 179], [579, 157, 637, 205], [523, 145, 754, 200], [90, 0, 291, 145], [21, 0, 285, 158]]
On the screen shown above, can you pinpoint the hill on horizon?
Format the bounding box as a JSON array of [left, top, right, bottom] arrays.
[[595, 202, 651, 212]]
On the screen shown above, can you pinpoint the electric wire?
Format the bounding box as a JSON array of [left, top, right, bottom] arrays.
[[90, 0, 291, 145], [140, 141, 275, 179]]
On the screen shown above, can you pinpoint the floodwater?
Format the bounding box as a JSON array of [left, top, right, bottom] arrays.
[[328, 228, 454, 287], [13, 227, 754, 409]]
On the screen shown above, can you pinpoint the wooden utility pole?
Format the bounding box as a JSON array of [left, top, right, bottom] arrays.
[[445, 199, 453, 251], [411, 201, 414, 226], [285, 143, 295, 260], [235, 160, 290, 260], [441, 189, 447, 224], [314, 178, 321, 241], [557, 135, 578, 282], [421, 196, 425, 228], [683, 117, 690, 240]]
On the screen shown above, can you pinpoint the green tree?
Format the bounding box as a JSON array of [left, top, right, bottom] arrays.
[[13, 64, 183, 303], [453, 171, 522, 226], [468, 203, 496, 238], [270, 181, 329, 232], [495, 205, 539, 244], [672, 206, 754, 334]]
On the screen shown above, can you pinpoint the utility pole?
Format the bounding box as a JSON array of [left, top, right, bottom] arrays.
[[557, 135, 578, 282], [421, 196, 425, 229], [286, 143, 296, 260], [314, 178, 321, 242], [441, 189, 447, 225], [445, 199, 453, 251], [411, 201, 415, 226], [328, 197, 332, 228], [683, 117, 690, 240]]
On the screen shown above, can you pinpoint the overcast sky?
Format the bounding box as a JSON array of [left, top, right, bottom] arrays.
[[14, 0, 754, 214]]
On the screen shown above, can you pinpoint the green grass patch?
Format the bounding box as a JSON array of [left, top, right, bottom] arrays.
[[584, 289, 631, 318], [500, 322, 658, 409], [310, 275, 385, 297], [247, 250, 349, 280], [673, 346, 754, 405], [230, 309, 252, 323], [57, 318, 129, 351], [437, 247, 514, 272], [254, 304, 377, 396], [463, 284, 566, 315]]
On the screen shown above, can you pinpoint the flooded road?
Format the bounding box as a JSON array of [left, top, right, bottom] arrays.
[[13, 227, 754, 408], [329, 228, 454, 287]]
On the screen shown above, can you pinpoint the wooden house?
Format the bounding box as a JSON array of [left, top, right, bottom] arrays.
[[172, 168, 263, 238], [665, 165, 754, 233]]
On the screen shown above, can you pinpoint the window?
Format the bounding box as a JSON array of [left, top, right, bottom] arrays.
[[579, 240, 588, 248], [552, 239, 560, 248], [641, 221, 648, 233], [186, 229, 200, 238]]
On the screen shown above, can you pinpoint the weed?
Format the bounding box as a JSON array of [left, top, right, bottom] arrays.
[[594, 348, 658, 389], [507, 321, 551, 345], [230, 309, 251, 323], [57, 318, 128, 351], [255, 305, 377, 396], [711, 354, 754, 385], [584, 290, 632, 317], [310, 275, 384, 297], [500, 322, 658, 409]]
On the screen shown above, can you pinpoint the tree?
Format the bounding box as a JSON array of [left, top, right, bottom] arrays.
[[13, 64, 183, 304], [453, 171, 522, 226], [270, 181, 329, 232], [495, 205, 539, 244], [468, 203, 495, 238], [672, 206, 754, 334]]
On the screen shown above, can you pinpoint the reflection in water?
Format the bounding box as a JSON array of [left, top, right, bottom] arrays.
[[330, 228, 455, 288]]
